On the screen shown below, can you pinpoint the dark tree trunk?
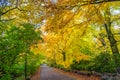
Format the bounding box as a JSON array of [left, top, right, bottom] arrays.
[[62, 52, 66, 61], [103, 8, 120, 69], [104, 8, 119, 55], [104, 16, 119, 69], [104, 23, 119, 55], [104, 23, 120, 71], [25, 53, 27, 80]]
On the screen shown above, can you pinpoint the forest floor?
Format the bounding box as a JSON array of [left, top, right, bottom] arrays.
[[30, 64, 101, 80]]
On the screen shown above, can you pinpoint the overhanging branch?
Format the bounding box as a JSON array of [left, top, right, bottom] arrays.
[[1, 7, 17, 16], [55, 0, 120, 10]]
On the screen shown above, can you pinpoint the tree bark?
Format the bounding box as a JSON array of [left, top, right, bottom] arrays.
[[62, 52, 66, 61], [25, 53, 27, 80], [103, 9, 119, 69], [104, 8, 119, 55], [104, 23, 119, 55]]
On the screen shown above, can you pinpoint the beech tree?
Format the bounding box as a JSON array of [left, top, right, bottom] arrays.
[[43, 0, 120, 68]]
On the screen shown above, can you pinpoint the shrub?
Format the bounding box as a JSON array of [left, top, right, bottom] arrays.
[[91, 52, 116, 73], [0, 74, 11, 80], [70, 60, 91, 71], [70, 52, 120, 73]]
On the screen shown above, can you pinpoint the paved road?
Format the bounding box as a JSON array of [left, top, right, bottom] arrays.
[[40, 64, 76, 80]]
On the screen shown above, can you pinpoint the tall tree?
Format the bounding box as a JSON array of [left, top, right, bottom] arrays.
[[43, 0, 120, 66]]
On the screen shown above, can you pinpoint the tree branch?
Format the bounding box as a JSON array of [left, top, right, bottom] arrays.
[[17, 7, 29, 12], [76, 0, 120, 6], [55, 0, 120, 10], [1, 7, 17, 16]]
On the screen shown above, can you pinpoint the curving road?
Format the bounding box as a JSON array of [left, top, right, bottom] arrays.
[[40, 64, 76, 80]]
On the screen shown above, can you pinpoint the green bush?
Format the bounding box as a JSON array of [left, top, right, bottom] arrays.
[[12, 64, 24, 76], [27, 63, 38, 75], [1, 74, 11, 80], [70, 60, 91, 70], [91, 52, 116, 73], [70, 52, 120, 73], [49, 60, 64, 69], [113, 54, 120, 68], [56, 64, 64, 69], [49, 60, 56, 67]]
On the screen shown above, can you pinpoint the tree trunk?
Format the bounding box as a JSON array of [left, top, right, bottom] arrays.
[[103, 8, 119, 69], [25, 53, 27, 80], [104, 8, 119, 54], [104, 23, 119, 55], [62, 52, 66, 61]]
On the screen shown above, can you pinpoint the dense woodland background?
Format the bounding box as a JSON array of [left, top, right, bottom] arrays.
[[0, 0, 120, 80]]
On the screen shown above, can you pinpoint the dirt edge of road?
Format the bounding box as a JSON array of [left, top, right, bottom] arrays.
[[54, 68, 101, 80], [30, 67, 41, 80]]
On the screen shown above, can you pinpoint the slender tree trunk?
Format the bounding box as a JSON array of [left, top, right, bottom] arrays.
[[25, 53, 27, 80], [104, 9, 119, 69], [62, 52, 66, 61], [104, 22, 120, 71], [104, 8, 119, 55], [104, 23, 119, 54]]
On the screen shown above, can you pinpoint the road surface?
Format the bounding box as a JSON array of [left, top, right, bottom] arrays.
[[30, 64, 101, 80], [40, 64, 76, 80]]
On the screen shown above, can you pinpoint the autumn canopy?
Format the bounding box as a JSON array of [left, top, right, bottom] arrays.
[[0, 0, 120, 80]]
